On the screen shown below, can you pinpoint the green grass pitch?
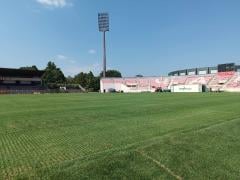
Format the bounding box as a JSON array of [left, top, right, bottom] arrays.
[[1, 93, 240, 179]]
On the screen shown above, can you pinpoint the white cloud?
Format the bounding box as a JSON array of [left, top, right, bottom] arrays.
[[69, 60, 76, 64], [53, 54, 101, 76], [88, 49, 96, 55], [63, 63, 101, 76], [57, 54, 67, 60], [36, 0, 72, 8], [56, 54, 76, 64]]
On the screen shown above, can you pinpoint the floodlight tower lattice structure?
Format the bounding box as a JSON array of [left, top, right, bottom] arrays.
[[98, 13, 109, 78]]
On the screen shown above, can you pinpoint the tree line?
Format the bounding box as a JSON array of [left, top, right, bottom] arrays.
[[20, 61, 122, 91]]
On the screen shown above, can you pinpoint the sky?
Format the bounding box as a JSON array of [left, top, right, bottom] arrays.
[[1, 0, 240, 77]]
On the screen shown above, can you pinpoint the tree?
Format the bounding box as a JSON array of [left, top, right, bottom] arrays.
[[86, 71, 95, 89], [136, 74, 143, 77], [72, 71, 100, 91], [93, 76, 100, 91], [42, 61, 65, 85], [73, 72, 88, 87], [20, 65, 38, 71], [100, 70, 122, 78], [66, 76, 74, 84]]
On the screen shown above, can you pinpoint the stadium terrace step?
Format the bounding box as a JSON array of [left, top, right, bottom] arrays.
[[223, 73, 240, 91]]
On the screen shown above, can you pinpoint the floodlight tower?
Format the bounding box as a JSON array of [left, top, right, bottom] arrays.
[[98, 13, 109, 78]]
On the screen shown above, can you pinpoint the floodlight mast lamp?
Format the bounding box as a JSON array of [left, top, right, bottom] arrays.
[[98, 13, 109, 78]]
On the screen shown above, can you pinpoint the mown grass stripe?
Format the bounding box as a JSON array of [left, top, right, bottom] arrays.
[[136, 150, 183, 180]]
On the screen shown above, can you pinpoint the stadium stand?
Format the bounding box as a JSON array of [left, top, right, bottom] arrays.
[[138, 78, 150, 91], [224, 73, 240, 91], [185, 75, 213, 85], [169, 76, 188, 86], [150, 77, 170, 89], [208, 71, 235, 91], [101, 63, 240, 93], [0, 68, 45, 94]]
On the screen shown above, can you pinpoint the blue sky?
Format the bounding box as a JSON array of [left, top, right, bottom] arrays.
[[1, 0, 240, 76]]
